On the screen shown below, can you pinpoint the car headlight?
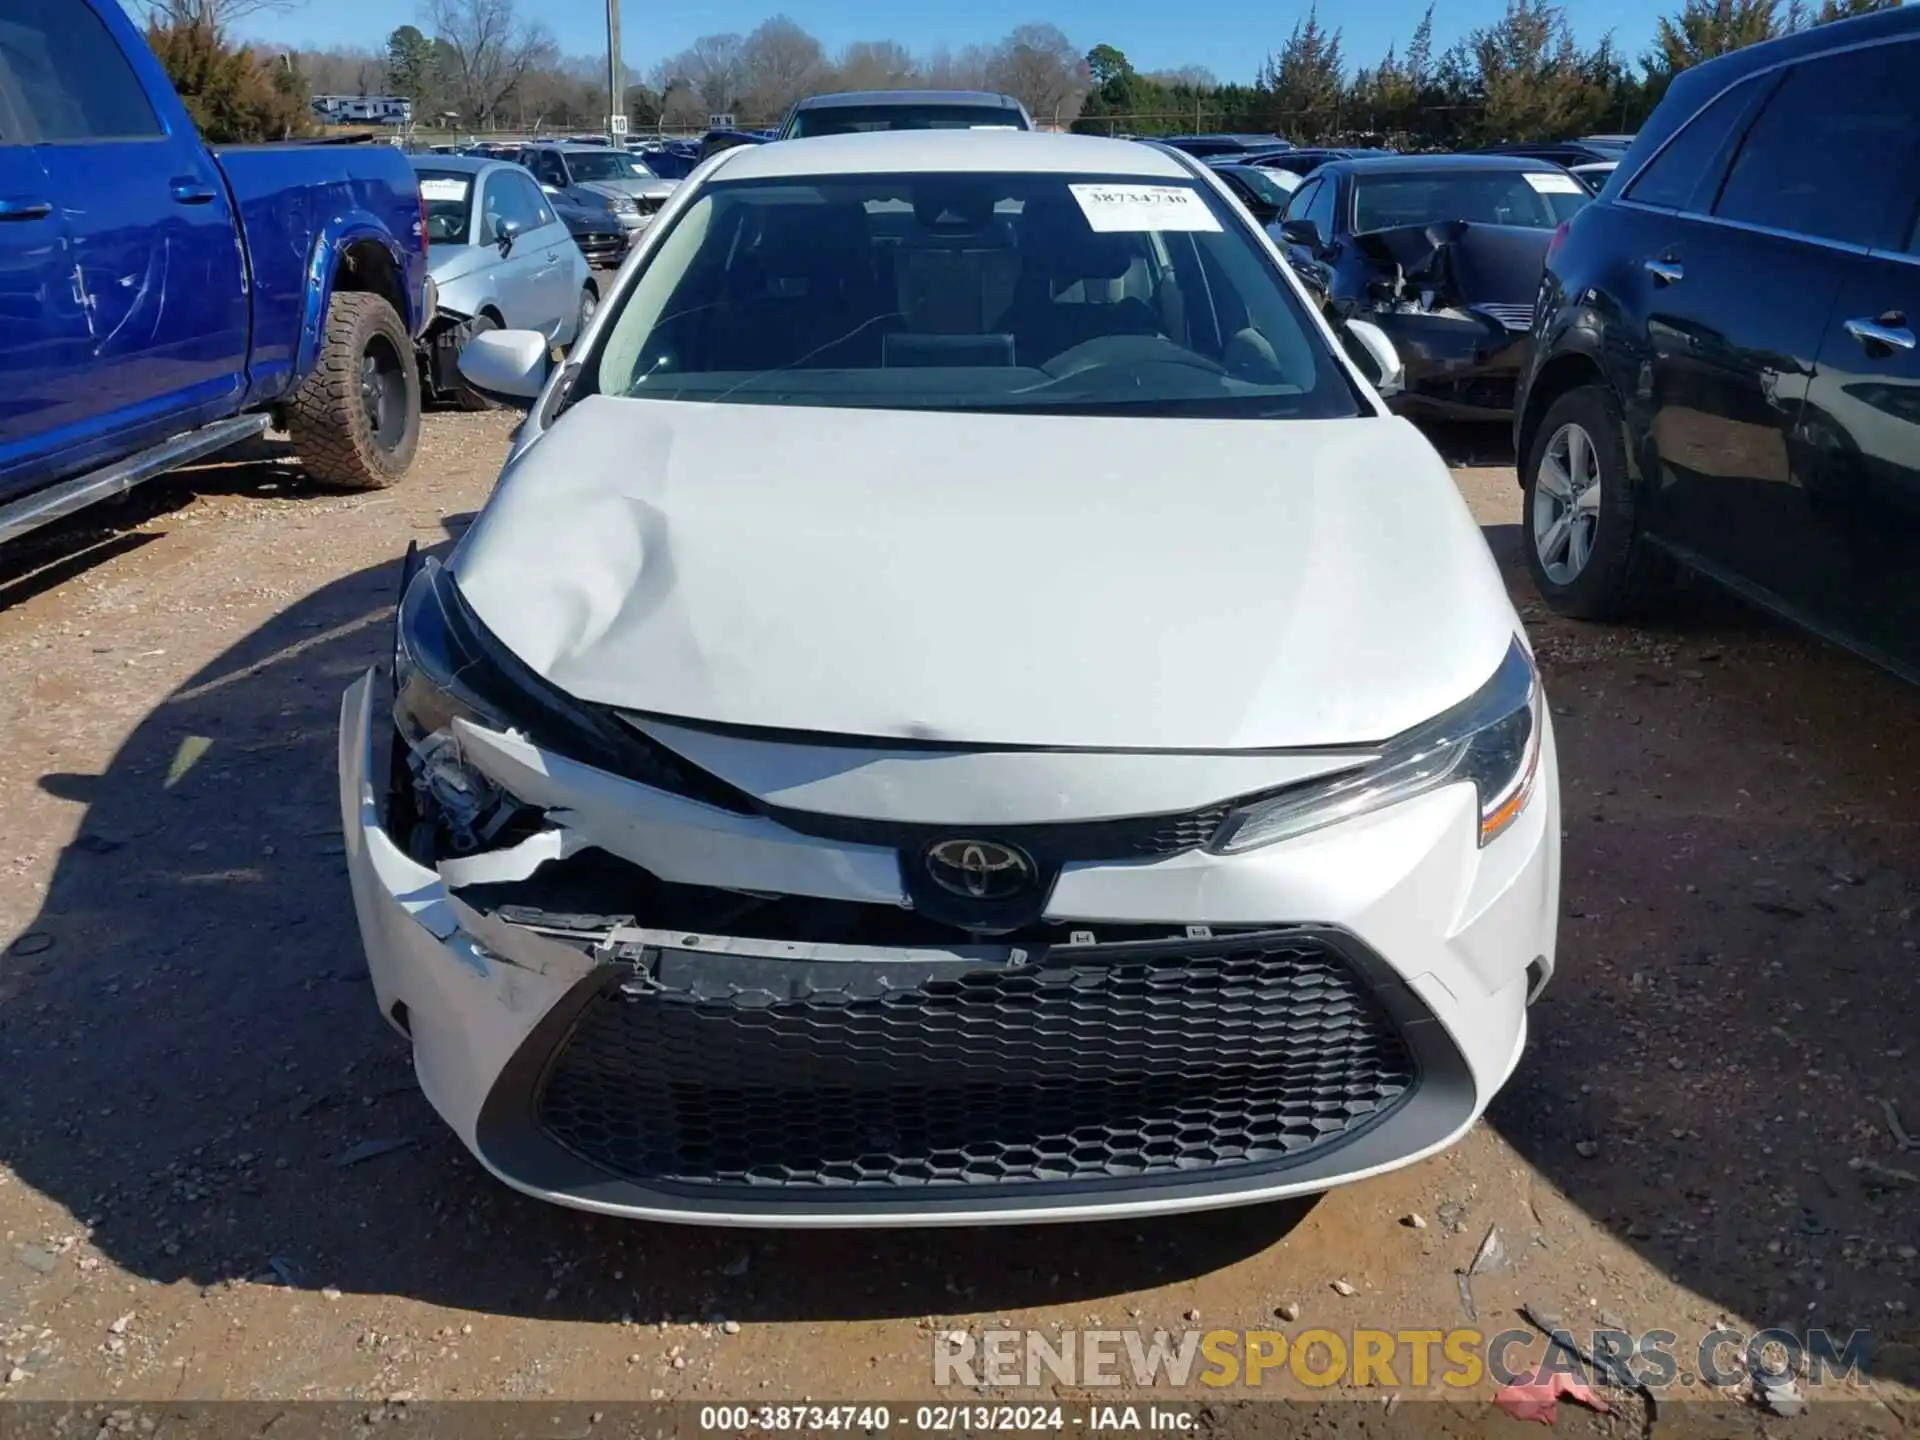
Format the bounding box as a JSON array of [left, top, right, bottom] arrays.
[[609, 195, 640, 214], [1209, 637, 1543, 854], [392, 556, 745, 806]]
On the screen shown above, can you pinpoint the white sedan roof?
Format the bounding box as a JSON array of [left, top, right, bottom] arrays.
[[712, 129, 1194, 181]]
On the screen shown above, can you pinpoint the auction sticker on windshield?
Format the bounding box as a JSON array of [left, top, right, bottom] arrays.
[[418, 178, 470, 201], [1522, 171, 1584, 195], [1070, 183, 1221, 233]]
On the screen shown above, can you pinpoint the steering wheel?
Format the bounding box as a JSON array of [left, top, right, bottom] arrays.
[[1041, 333, 1227, 381]]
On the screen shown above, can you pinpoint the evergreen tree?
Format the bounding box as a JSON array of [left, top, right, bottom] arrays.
[[146, 18, 312, 142], [1258, 4, 1344, 140], [386, 25, 434, 106]]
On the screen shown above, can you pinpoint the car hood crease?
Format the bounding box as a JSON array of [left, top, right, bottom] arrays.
[[451, 396, 1518, 751]]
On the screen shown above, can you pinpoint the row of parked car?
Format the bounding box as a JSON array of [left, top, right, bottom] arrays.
[[7, 1, 1918, 700], [1178, 22, 1920, 683]]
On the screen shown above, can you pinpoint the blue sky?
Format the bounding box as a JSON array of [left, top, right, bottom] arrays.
[[244, 0, 1676, 81]]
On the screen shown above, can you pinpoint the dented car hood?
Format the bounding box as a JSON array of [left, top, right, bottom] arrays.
[[451, 396, 1518, 751]]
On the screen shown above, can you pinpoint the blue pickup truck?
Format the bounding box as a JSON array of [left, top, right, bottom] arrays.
[[0, 0, 432, 543]]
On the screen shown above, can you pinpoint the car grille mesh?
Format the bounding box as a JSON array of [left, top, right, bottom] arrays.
[[763, 801, 1233, 861], [534, 935, 1417, 1193]]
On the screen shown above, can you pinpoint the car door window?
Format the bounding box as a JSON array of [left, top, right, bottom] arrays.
[[1625, 72, 1767, 212], [0, 0, 162, 142], [486, 171, 544, 239], [1713, 41, 1920, 248], [1282, 178, 1321, 223], [505, 172, 556, 229], [1304, 178, 1338, 237], [535, 153, 569, 188]]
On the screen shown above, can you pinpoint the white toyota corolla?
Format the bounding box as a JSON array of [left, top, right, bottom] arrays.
[[339, 129, 1559, 1226]]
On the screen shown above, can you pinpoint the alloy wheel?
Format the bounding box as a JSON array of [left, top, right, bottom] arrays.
[[1533, 421, 1603, 585]]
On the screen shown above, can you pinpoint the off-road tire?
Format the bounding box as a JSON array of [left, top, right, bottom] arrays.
[[1522, 383, 1674, 620], [454, 313, 502, 412], [288, 292, 420, 489]]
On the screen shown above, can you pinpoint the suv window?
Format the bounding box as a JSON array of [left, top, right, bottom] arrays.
[[0, 0, 162, 142], [1713, 41, 1920, 247], [530, 151, 569, 188], [1625, 72, 1766, 212]]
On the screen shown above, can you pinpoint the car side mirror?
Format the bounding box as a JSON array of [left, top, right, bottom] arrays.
[[1340, 318, 1404, 399], [1280, 218, 1324, 251], [457, 328, 552, 407], [494, 216, 522, 255]]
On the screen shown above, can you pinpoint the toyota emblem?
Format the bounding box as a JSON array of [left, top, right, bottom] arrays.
[[923, 838, 1035, 901]]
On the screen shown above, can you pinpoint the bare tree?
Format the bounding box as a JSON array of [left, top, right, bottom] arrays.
[[426, 0, 557, 127], [740, 15, 825, 118], [834, 39, 920, 90], [1146, 64, 1219, 89], [652, 33, 746, 118], [923, 42, 995, 89], [986, 23, 1086, 123], [297, 45, 385, 94], [139, 0, 303, 36]]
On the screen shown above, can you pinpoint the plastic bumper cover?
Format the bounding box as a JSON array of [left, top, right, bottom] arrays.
[[339, 670, 1559, 1226]]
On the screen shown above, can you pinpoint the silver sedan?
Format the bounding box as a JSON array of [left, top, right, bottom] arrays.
[[412, 156, 596, 407]]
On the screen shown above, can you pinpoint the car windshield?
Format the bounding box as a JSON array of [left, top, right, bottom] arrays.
[[1226, 168, 1295, 208], [789, 105, 1028, 137], [590, 170, 1360, 420], [1352, 171, 1589, 232], [565, 150, 652, 182], [415, 169, 475, 243]]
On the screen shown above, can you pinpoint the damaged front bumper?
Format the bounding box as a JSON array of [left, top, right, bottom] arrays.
[[338, 669, 1559, 1227], [1366, 310, 1534, 420]]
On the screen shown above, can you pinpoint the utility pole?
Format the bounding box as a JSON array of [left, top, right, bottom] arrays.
[[606, 0, 624, 139]]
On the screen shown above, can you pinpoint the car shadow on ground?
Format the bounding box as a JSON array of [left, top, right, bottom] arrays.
[[0, 471, 1914, 1376], [1419, 419, 1516, 471], [0, 510, 1309, 1327], [0, 438, 324, 614]]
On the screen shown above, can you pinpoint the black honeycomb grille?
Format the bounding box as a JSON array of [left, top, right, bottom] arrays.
[[534, 935, 1417, 1193], [760, 801, 1233, 861]]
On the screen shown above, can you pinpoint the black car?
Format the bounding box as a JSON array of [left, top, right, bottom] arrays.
[[1276, 153, 1591, 418], [1162, 133, 1289, 158], [1210, 162, 1301, 225], [1516, 5, 1920, 680], [1240, 146, 1395, 175], [546, 188, 629, 267], [775, 90, 1032, 138], [1479, 139, 1627, 168]]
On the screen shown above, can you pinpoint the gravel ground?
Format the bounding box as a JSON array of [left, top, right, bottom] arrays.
[[0, 413, 1914, 1423]]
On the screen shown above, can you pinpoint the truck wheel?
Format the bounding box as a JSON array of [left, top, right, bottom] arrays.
[[289, 292, 421, 489], [454, 314, 502, 412]]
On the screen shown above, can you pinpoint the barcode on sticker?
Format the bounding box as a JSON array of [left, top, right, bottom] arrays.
[[1069, 183, 1222, 233], [1523, 171, 1584, 196]]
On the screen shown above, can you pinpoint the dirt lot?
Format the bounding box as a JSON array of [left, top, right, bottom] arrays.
[[0, 413, 1915, 1426]]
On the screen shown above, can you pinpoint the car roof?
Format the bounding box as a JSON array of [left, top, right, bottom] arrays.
[[713, 128, 1193, 180], [792, 89, 1023, 111], [1318, 153, 1565, 177], [409, 154, 490, 174], [1625, 4, 1918, 190]]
